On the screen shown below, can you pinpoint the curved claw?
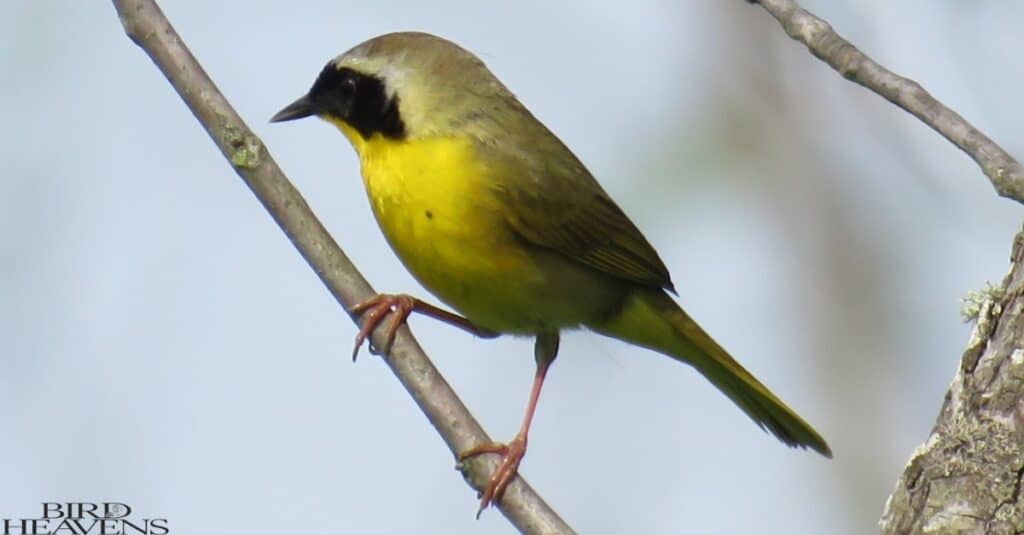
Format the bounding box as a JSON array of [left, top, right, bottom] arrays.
[[349, 294, 416, 361], [459, 435, 528, 517]]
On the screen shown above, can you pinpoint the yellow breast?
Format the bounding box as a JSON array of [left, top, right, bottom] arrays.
[[330, 119, 545, 331]]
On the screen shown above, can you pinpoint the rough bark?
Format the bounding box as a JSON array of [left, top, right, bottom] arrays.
[[880, 228, 1024, 534], [745, 1, 1024, 532]]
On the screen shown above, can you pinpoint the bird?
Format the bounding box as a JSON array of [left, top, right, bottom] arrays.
[[271, 31, 831, 515]]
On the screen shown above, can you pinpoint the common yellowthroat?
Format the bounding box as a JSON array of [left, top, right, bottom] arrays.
[[272, 31, 831, 513]]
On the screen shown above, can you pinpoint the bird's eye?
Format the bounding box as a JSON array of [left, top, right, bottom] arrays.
[[340, 77, 357, 97]]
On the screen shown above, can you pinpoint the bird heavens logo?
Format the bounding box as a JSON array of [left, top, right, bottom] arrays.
[[1, 503, 168, 535]]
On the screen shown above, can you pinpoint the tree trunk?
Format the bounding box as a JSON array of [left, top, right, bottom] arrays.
[[881, 226, 1024, 534]]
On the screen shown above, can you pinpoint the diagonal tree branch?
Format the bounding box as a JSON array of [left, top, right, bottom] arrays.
[[746, 0, 1024, 531], [748, 0, 1024, 204], [110, 1, 573, 533]]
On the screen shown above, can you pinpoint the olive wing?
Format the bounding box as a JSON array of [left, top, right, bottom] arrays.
[[477, 121, 675, 292]]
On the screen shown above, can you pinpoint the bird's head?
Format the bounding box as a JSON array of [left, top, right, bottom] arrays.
[[271, 32, 509, 144]]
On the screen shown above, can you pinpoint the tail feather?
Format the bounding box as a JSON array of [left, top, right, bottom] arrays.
[[588, 289, 832, 458]]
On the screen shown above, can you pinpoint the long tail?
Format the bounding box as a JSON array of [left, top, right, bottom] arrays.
[[588, 288, 832, 457]]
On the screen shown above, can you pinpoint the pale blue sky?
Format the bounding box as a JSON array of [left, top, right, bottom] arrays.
[[1, 1, 1021, 533]]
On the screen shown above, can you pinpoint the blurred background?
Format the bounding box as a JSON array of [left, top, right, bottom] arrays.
[[2, 1, 1022, 533]]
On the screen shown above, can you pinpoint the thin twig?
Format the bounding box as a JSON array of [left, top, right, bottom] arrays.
[[749, 0, 1024, 203], [109, 1, 573, 533], [746, 0, 1024, 529]]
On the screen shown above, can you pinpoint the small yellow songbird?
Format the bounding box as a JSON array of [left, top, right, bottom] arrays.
[[272, 31, 831, 513]]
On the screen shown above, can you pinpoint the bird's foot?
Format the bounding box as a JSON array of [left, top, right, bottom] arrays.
[[348, 293, 416, 361], [459, 434, 528, 518]]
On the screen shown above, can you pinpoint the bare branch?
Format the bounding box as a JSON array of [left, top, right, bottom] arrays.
[[750, 0, 1024, 204], [745, 0, 1024, 530], [742, 0, 1024, 528], [109, 1, 573, 532]]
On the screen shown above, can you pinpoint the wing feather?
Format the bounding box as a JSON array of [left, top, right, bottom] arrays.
[[473, 109, 674, 292]]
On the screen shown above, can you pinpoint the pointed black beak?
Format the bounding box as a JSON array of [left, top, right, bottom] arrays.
[[270, 94, 317, 123]]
